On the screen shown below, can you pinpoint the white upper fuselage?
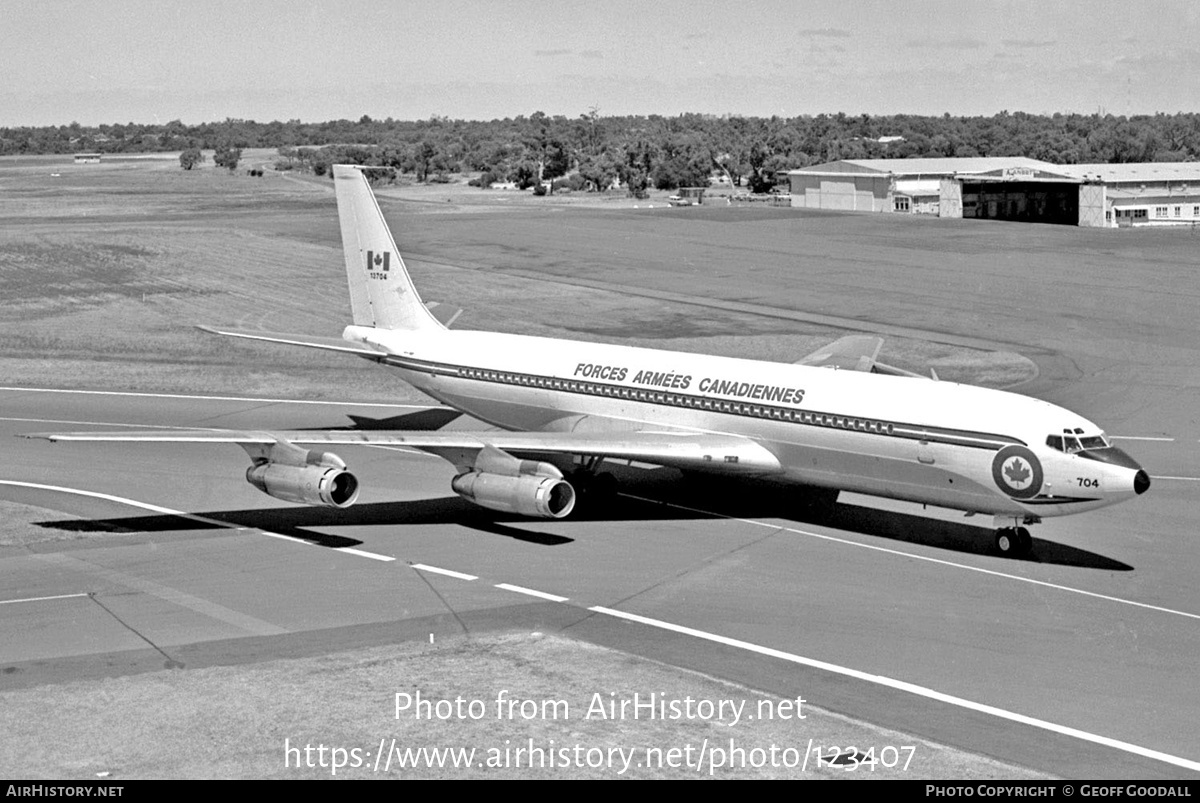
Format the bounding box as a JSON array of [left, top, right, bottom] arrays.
[[346, 325, 1147, 519]]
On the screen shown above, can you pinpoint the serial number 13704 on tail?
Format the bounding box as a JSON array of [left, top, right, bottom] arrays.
[[25, 165, 1150, 558]]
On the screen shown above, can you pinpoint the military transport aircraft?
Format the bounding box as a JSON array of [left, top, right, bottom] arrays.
[[25, 165, 1150, 557]]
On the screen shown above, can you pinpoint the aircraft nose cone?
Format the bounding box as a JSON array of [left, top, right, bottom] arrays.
[[1134, 470, 1151, 495]]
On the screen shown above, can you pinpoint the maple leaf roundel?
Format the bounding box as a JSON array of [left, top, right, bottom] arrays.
[[991, 445, 1043, 500]]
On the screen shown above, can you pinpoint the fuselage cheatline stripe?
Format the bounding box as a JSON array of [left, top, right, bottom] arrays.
[[378, 353, 1025, 451]]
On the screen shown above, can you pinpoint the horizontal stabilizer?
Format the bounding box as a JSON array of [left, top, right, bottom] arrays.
[[797, 334, 938, 380], [872, 360, 940, 381], [196, 325, 387, 359], [424, 302, 464, 328], [796, 335, 884, 371]]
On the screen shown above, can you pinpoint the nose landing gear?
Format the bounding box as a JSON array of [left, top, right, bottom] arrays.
[[992, 514, 1039, 557], [994, 526, 1033, 557]]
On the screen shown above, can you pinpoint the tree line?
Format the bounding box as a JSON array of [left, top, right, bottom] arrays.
[[4, 111, 1197, 191]]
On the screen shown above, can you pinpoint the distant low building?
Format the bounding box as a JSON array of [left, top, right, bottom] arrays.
[[73, 153, 101, 164], [1054, 163, 1200, 227], [786, 157, 1200, 228], [668, 187, 706, 206]]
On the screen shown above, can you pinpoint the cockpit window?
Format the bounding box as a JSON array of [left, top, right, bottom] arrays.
[[1047, 430, 1111, 452]]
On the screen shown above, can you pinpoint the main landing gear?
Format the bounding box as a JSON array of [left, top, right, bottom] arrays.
[[992, 516, 1039, 557], [568, 457, 618, 513]]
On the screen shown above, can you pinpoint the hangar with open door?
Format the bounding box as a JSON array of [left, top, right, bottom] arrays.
[[787, 158, 1076, 218], [954, 167, 1082, 226]]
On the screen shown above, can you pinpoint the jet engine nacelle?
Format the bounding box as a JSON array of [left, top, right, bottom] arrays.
[[451, 471, 576, 519], [246, 462, 360, 508]]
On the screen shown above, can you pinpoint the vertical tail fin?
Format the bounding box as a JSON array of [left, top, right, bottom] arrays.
[[333, 164, 443, 331]]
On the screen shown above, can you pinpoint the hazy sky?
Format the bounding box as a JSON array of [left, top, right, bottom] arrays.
[[2, 0, 1196, 125]]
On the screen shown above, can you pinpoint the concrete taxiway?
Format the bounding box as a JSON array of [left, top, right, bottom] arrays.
[[1, 384, 1198, 778]]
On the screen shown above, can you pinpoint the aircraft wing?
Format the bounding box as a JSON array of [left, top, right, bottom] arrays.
[[797, 334, 938, 380], [22, 429, 784, 476]]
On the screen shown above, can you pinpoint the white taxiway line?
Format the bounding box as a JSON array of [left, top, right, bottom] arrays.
[[0, 481, 390, 560], [588, 605, 1200, 774], [0, 386, 441, 410], [337, 545, 1200, 773], [622, 494, 1200, 623], [0, 480, 263, 530], [495, 583, 569, 603], [1, 416, 233, 431], [336, 547, 396, 562], [5, 481, 1192, 771], [258, 532, 314, 546], [1111, 436, 1176, 442], [410, 563, 478, 581], [0, 593, 90, 606]]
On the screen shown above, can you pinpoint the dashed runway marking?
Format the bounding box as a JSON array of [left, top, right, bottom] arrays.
[[6, 478, 1198, 772], [495, 583, 569, 602], [336, 547, 396, 562], [410, 563, 478, 581]]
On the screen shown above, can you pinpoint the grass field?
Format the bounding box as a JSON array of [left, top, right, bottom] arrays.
[[0, 631, 1050, 779], [0, 151, 1037, 401]]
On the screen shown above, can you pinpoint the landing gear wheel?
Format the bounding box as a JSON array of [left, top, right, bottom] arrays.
[[994, 528, 1016, 555], [1015, 526, 1033, 556], [994, 527, 1033, 557]]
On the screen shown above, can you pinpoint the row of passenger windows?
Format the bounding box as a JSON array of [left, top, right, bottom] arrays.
[[457, 367, 899, 434]]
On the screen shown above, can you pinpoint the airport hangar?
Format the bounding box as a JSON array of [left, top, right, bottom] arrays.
[[785, 157, 1200, 228]]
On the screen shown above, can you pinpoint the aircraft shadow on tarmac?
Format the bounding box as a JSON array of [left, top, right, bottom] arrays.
[[34, 469, 1131, 570], [300, 408, 465, 431]]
